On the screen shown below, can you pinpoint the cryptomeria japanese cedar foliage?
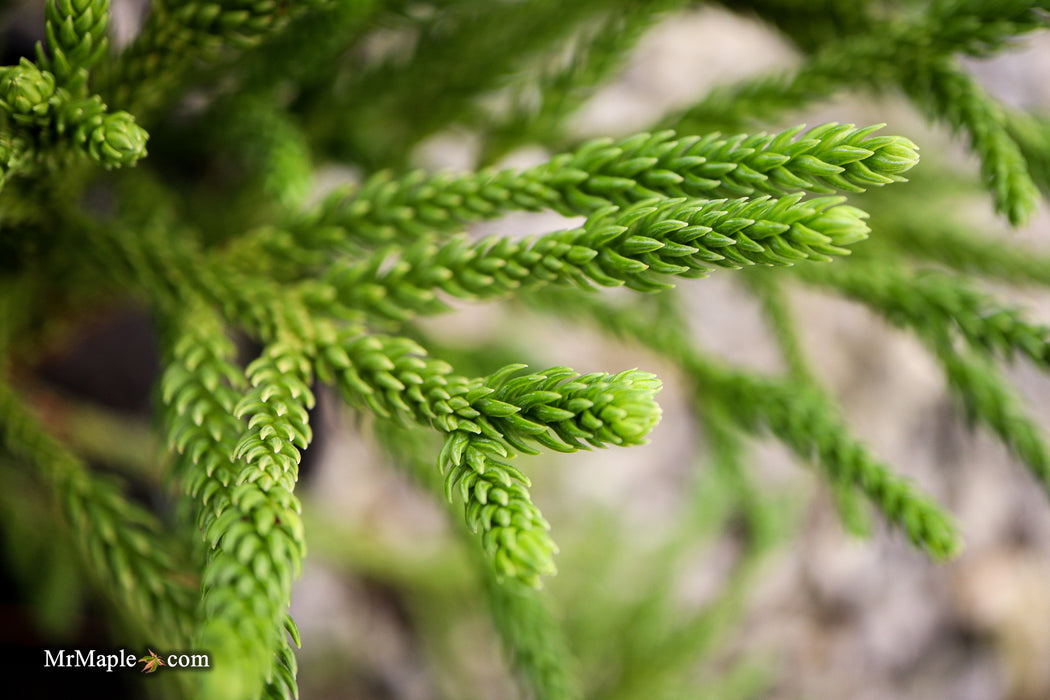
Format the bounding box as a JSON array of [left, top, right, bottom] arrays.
[[1, 0, 1050, 697]]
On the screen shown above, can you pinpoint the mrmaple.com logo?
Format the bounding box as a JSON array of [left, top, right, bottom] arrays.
[[43, 648, 210, 673]]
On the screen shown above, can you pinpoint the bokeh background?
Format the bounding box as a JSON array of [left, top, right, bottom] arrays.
[[290, 8, 1050, 699], [1, 3, 1050, 699]]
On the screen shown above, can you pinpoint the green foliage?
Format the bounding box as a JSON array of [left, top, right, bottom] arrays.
[[301, 122, 914, 252], [41, 0, 110, 90], [373, 419, 581, 700], [0, 1, 1049, 698], [160, 304, 304, 698], [0, 380, 196, 648]]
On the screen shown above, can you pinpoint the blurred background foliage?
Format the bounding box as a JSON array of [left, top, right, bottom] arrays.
[[1, 1, 1050, 699]]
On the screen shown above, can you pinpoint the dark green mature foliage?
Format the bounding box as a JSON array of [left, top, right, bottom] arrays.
[[0, 0, 1049, 698]]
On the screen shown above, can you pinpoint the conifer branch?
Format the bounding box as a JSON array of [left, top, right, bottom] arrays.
[[694, 364, 961, 559], [193, 338, 312, 700], [900, 57, 1039, 225], [101, 0, 325, 113], [374, 421, 580, 698], [0, 59, 59, 127], [160, 303, 304, 700], [314, 194, 871, 323], [94, 214, 313, 697], [100, 210, 614, 672], [749, 0, 1049, 58], [874, 219, 1050, 287], [439, 430, 557, 587], [676, 0, 1045, 224], [922, 0, 1050, 56], [160, 305, 246, 541], [796, 262, 1050, 493], [317, 330, 661, 455], [528, 289, 963, 559], [673, 0, 1050, 133], [93, 216, 310, 697], [0, 58, 147, 168], [933, 341, 1050, 492], [0, 380, 196, 646], [1004, 108, 1050, 197], [729, 371, 958, 556], [5, 4, 1050, 695], [318, 330, 661, 584], [39, 0, 110, 92], [677, 1, 1047, 223], [304, 124, 915, 250], [266, 623, 301, 700], [796, 262, 1050, 373], [56, 94, 149, 166]]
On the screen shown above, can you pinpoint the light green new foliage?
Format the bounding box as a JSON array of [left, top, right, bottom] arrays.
[[161, 307, 245, 537], [901, 57, 1039, 226], [256, 122, 907, 286], [160, 305, 302, 700], [299, 123, 914, 251], [316, 194, 871, 321], [0, 2, 146, 180], [86, 195, 311, 698], [440, 431, 558, 587], [436, 366, 662, 585], [40, 0, 110, 90], [373, 420, 581, 700], [316, 327, 662, 585], [3, 2, 1050, 699], [0, 60, 57, 126], [105, 213, 314, 699], [195, 339, 311, 700]]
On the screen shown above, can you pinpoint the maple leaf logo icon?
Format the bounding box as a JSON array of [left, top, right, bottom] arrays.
[[138, 649, 165, 674]]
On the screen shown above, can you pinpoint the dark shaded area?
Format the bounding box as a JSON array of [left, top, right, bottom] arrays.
[[0, 2, 44, 66], [0, 538, 140, 698], [35, 309, 161, 415]]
